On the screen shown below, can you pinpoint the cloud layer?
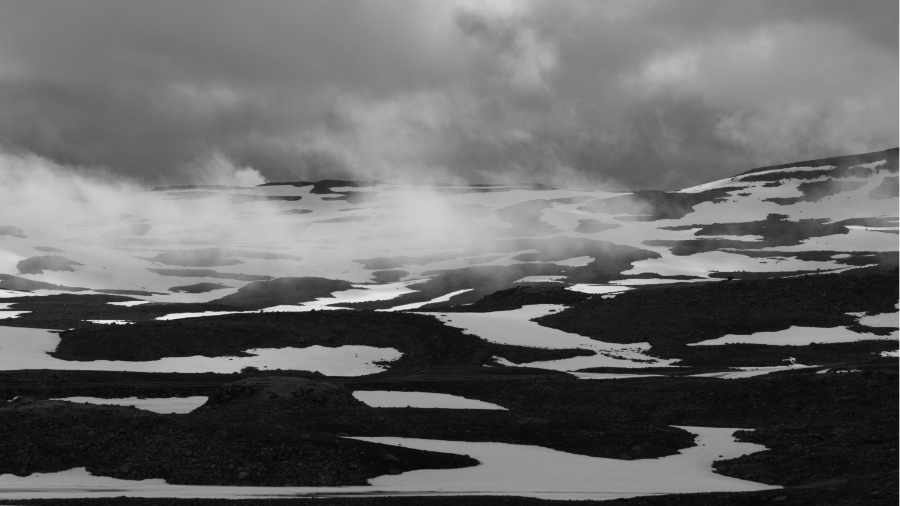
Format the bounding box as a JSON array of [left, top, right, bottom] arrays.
[[0, 0, 896, 189]]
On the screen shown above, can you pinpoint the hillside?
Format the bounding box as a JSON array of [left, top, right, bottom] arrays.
[[0, 148, 897, 504]]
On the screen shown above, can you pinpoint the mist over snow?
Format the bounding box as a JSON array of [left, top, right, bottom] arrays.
[[0, 145, 897, 309]]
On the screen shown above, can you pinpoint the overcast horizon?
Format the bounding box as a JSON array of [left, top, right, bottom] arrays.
[[0, 0, 897, 190]]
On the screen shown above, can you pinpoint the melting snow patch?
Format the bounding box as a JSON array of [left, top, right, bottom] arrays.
[[691, 363, 817, 379], [844, 226, 898, 232], [0, 311, 29, 319], [51, 396, 207, 414], [107, 301, 152, 307], [86, 320, 135, 325], [379, 289, 473, 312], [0, 290, 42, 298], [815, 368, 859, 375], [610, 278, 708, 286], [514, 276, 567, 283], [553, 256, 593, 267], [302, 280, 426, 310], [880, 350, 899, 358], [352, 391, 506, 410], [689, 325, 898, 346], [156, 311, 243, 321], [155, 282, 430, 318], [0, 427, 776, 500], [428, 305, 674, 370], [566, 284, 631, 295], [0, 326, 400, 375], [847, 310, 899, 328], [570, 373, 662, 380]]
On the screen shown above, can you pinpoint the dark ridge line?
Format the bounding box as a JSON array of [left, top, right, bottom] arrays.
[[734, 147, 898, 177]]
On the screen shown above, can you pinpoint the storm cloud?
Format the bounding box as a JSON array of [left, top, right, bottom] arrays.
[[0, 0, 896, 189]]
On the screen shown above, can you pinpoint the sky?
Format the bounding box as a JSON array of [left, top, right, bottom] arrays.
[[0, 0, 896, 190]]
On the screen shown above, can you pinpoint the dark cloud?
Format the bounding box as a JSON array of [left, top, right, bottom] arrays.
[[0, 0, 895, 189]]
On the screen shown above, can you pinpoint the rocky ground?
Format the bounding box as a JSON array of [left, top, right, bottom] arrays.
[[0, 269, 896, 505]]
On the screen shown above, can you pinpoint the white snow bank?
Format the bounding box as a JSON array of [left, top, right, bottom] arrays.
[[157, 311, 243, 320], [514, 276, 566, 283], [51, 396, 207, 414], [0, 326, 400, 375], [156, 281, 429, 319], [0, 311, 29, 319], [689, 325, 898, 347], [691, 363, 816, 379], [553, 256, 594, 267], [880, 350, 899, 358], [107, 301, 152, 307], [844, 225, 897, 232], [815, 368, 859, 375], [848, 310, 899, 328], [302, 280, 426, 310], [352, 391, 506, 410], [566, 284, 631, 295], [622, 250, 849, 279], [0, 426, 776, 500], [86, 320, 134, 325], [731, 164, 837, 180], [0, 290, 41, 298], [429, 305, 675, 370], [610, 278, 708, 286], [571, 373, 662, 380], [380, 289, 473, 312], [762, 228, 897, 253]]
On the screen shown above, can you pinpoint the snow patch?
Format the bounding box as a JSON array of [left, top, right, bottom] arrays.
[[379, 289, 473, 312], [691, 363, 817, 379], [847, 310, 899, 328], [429, 305, 674, 370], [0, 311, 29, 319], [514, 276, 566, 283], [571, 373, 663, 380], [689, 325, 898, 347], [352, 391, 506, 410], [0, 427, 776, 500], [566, 284, 631, 295], [107, 301, 152, 307], [51, 396, 207, 414], [0, 326, 400, 375]]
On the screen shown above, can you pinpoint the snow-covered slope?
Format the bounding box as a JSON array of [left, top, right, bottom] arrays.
[[1, 148, 896, 310]]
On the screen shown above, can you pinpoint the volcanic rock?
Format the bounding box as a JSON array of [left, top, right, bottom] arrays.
[[198, 376, 367, 411]]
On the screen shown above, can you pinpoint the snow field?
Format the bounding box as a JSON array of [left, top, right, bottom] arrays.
[[691, 363, 817, 379], [0, 326, 400, 375], [0, 426, 776, 500], [566, 284, 631, 294], [379, 289, 473, 312], [427, 305, 676, 370], [51, 396, 207, 414], [47, 391, 507, 414], [570, 372, 663, 380], [689, 325, 898, 347], [352, 391, 506, 410]]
